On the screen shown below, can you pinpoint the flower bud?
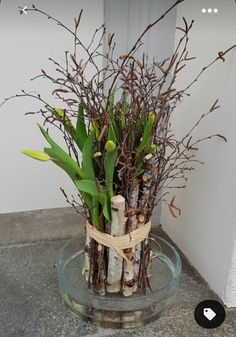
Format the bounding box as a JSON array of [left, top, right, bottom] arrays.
[[90, 122, 100, 139], [21, 150, 51, 162], [54, 108, 72, 127], [149, 144, 157, 154], [105, 140, 116, 152], [149, 113, 155, 125], [54, 108, 64, 118]]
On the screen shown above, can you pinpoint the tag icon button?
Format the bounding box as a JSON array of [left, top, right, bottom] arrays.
[[194, 300, 225, 329], [203, 308, 216, 321]]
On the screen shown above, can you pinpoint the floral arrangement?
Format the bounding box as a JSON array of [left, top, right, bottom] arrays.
[[3, 0, 235, 297]]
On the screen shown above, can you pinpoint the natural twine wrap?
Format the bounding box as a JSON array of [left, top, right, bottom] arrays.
[[86, 221, 151, 264]]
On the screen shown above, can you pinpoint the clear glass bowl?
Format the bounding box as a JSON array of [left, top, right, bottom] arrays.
[[56, 233, 181, 329]]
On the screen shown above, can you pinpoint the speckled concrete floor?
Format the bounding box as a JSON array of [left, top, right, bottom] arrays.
[[1, 230, 236, 337]]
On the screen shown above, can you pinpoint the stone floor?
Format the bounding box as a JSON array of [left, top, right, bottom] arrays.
[[1, 230, 236, 337]]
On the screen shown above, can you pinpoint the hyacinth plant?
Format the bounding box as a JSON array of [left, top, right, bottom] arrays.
[[3, 0, 235, 297]]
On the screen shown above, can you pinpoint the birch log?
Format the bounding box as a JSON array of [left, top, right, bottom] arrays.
[[142, 153, 155, 221], [95, 243, 106, 295], [106, 195, 126, 293], [84, 234, 92, 283], [140, 154, 155, 283], [122, 184, 139, 296], [134, 213, 146, 287]]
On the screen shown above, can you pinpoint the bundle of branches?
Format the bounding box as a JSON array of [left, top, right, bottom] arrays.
[[3, 0, 235, 296]]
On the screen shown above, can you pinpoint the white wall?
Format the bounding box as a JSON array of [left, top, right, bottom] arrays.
[[105, 0, 177, 60], [161, 0, 236, 307], [0, 0, 103, 213]]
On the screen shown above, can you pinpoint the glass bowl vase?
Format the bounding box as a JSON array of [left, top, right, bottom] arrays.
[[55, 233, 181, 329]]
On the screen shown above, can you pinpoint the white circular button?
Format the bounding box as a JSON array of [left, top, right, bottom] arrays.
[[213, 8, 218, 13], [208, 8, 213, 13], [202, 8, 207, 13]]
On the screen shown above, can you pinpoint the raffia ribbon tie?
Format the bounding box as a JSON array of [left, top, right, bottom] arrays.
[[86, 221, 151, 265]]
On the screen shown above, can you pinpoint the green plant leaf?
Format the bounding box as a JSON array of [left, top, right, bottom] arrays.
[[74, 180, 100, 226], [98, 193, 111, 221], [44, 147, 82, 182], [108, 85, 117, 112], [75, 180, 99, 196], [120, 93, 128, 128], [81, 191, 100, 228], [38, 124, 83, 179], [37, 124, 100, 226], [134, 114, 155, 169], [104, 148, 117, 199], [46, 107, 77, 142], [108, 123, 117, 143], [107, 85, 119, 142], [75, 180, 111, 221], [75, 104, 87, 151], [136, 114, 155, 153], [90, 121, 100, 139], [113, 112, 120, 138], [82, 129, 96, 181]]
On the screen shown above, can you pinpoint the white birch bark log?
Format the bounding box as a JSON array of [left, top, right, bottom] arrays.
[[122, 184, 139, 296], [122, 154, 155, 296], [142, 153, 155, 219], [84, 234, 92, 282], [96, 243, 106, 295], [106, 195, 126, 293], [142, 154, 155, 277], [134, 213, 146, 289]]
